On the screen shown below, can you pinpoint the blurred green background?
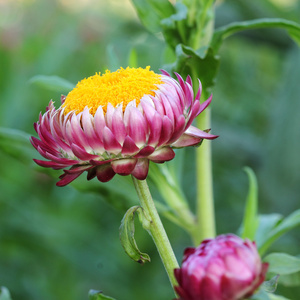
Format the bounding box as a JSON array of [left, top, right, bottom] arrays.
[[0, 0, 299, 299]]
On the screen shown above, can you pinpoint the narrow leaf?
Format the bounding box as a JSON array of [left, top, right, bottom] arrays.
[[262, 275, 280, 293], [0, 127, 36, 164], [119, 206, 151, 264], [241, 167, 259, 240], [89, 290, 116, 300], [211, 18, 300, 52], [128, 48, 138, 68], [0, 287, 12, 300], [165, 44, 219, 90], [255, 214, 282, 251], [131, 0, 175, 33], [264, 253, 300, 275], [29, 75, 75, 93], [259, 209, 300, 255]]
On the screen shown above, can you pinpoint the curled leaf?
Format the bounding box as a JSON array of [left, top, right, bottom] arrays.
[[119, 206, 151, 264]]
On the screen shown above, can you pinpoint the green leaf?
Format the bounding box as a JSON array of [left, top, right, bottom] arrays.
[[279, 271, 300, 287], [29, 75, 75, 93], [241, 167, 259, 240], [255, 214, 282, 251], [0, 127, 36, 164], [128, 48, 138, 68], [259, 209, 300, 255], [106, 45, 120, 72], [211, 18, 300, 52], [262, 275, 280, 293], [250, 290, 290, 300], [160, 3, 188, 48], [119, 206, 151, 264], [264, 253, 300, 275], [88, 290, 116, 300], [166, 44, 220, 91], [268, 294, 291, 300], [131, 0, 175, 33], [0, 287, 12, 300]]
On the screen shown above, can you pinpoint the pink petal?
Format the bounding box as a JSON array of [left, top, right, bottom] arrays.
[[171, 134, 203, 148], [148, 147, 175, 163], [185, 126, 218, 139], [157, 116, 174, 147], [121, 136, 140, 156], [102, 127, 122, 154], [71, 143, 99, 161], [131, 158, 149, 180], [57, 170, 84, 186], [124, 106, 147, 147], [33, 159, 66, 169], [135, 145, 155, 158], [111, 158, 137, 176], [111, 105, 126, 145], [96, 164, 116, 182]]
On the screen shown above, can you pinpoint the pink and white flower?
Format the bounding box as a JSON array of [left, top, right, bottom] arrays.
[[31, 69, 217, 186]]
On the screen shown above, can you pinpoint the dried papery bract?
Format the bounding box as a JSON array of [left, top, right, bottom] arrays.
[[31, 67, 217, 186]]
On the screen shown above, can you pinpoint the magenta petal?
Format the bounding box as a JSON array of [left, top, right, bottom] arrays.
[[57, 171, 84, 186], [71, 143, 99, 161], [131, 158, 149, 180], [121, 136, 140, 156], [111, 106, 126, 145], [111, 158, 137, 176], [185, 126, 218, 139], [198, 94, 212, 115], [125, 106, 147, 147], [135, 145, 155, 158], [90, 159, 113, 166], [33, 159, 66, 169], [195, 79, 202, 101], [171, 134, 203, 148], [102, 127, 122, 154], [148, 147, 175, 163], [87, 167, 97, 180], [96, 164, 116, 182], [157, 116, 174, 147], [167, 115, 186, 144]]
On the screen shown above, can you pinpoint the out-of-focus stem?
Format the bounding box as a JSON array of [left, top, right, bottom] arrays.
[[196, 106, 216, 242]]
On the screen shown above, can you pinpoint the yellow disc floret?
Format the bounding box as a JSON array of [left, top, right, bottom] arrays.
[[62, 66, 162, 115]]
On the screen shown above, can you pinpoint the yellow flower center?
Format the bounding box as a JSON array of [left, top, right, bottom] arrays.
[[62, 66, 162, 115]]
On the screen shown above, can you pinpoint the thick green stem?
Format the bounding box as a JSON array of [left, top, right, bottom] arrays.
[[196, 107, 216, 242], [131, 176, 179, 289]]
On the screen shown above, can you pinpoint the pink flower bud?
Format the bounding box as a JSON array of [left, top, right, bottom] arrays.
[[174, 234, 268, 300]]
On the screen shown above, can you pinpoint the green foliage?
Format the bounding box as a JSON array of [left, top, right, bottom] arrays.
[[211, 18, 300, 52], [88, 290, 116, 300], [119, 206, 151, 264], [29, 75, 75, 93], [0, 287, 12, 300], [165, 44, 219, 91], [241, 167, 259, 240], [258, 210, 300, 255], [130, 0, 175, 33]]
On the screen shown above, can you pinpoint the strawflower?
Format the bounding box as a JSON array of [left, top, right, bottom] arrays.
[[174, 234, 269, 300], [31, 67, 217, 186]]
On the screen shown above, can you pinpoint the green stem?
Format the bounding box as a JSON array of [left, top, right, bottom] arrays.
[[131, 176, 179, 289], [196, 106, 216, 242]]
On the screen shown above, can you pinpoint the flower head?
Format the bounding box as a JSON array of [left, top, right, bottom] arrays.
[[31, 67, 217, 186], [174, 234, 269, 300]]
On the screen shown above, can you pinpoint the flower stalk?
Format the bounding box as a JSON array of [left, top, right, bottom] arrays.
[[131, 176, 179, 288], [196, 106, 216, 242]]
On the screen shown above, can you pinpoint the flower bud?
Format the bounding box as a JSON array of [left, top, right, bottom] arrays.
[[174, 234, 268, 300]]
